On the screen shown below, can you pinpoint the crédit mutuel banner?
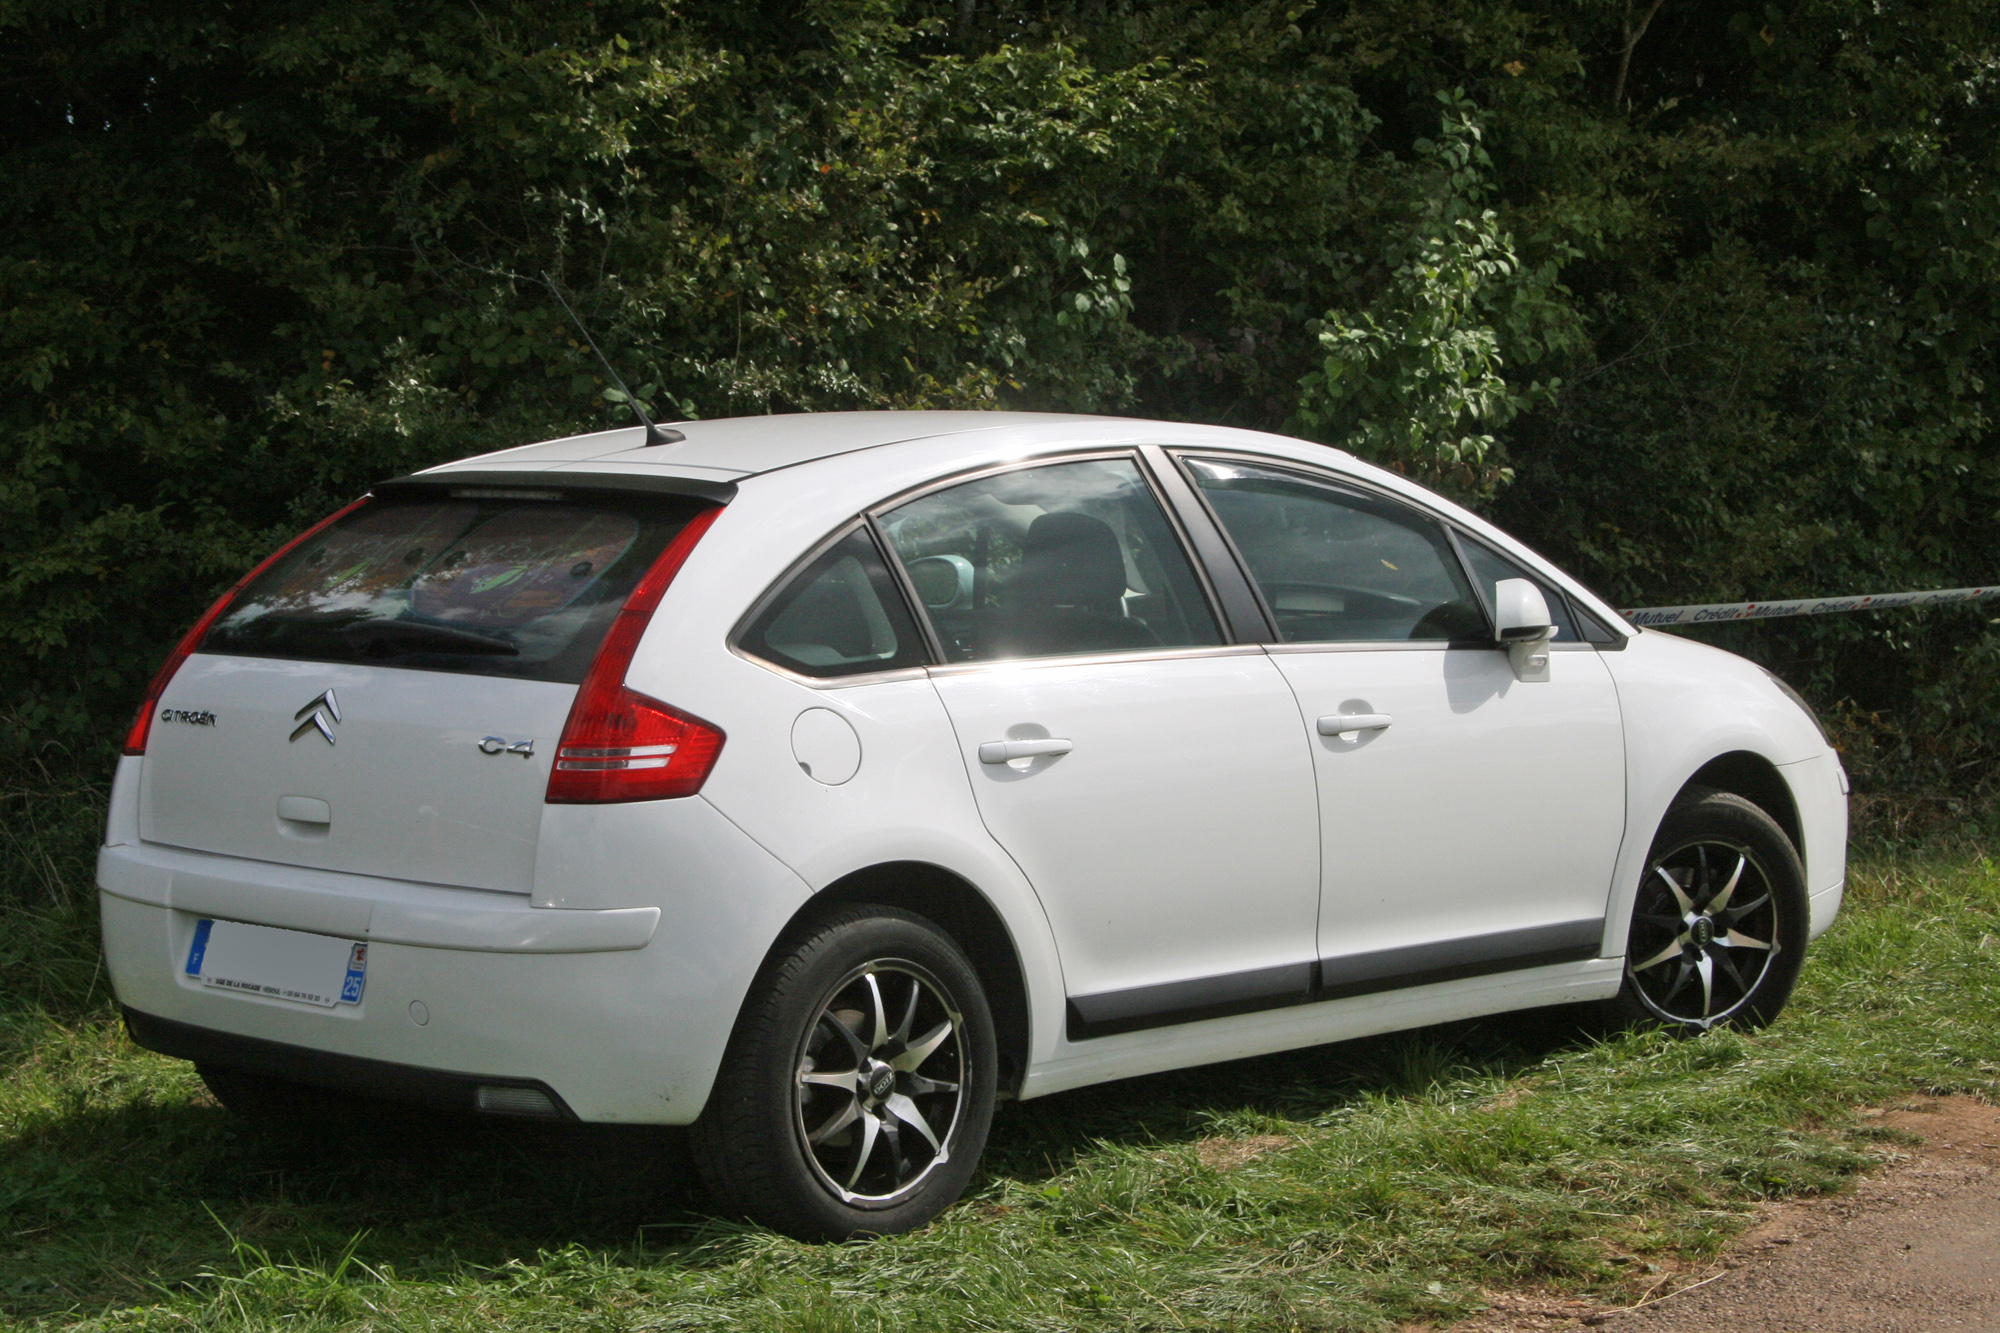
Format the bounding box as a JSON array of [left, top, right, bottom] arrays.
[[1622, 585, 2000, 628]]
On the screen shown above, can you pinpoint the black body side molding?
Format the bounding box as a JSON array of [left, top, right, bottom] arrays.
[[1064, 919, 1605, 1041]]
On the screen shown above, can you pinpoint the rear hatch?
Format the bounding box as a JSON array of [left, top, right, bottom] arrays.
[[140, 485, 709, 893]]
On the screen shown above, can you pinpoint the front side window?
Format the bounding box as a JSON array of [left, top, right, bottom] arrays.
[[1185, 458, 1485, 643], [201, 492, 705, 681], [880, 457, 1221, 662], [738, 528, 928, 678]]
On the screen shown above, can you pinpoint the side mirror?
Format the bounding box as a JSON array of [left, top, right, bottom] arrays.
[[1493, 578, 1553, 682], [907, 554, 975, 610]]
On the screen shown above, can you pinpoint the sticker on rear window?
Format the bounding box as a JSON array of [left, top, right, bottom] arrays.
[[411, 509, 638, 628], [198, 494, 701, 683]]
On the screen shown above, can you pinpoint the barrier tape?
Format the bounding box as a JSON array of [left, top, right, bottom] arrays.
[[1621, 585, 2000, 628]]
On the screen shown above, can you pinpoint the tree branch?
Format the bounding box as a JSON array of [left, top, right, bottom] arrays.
[[1611, 0, 1667, 110]]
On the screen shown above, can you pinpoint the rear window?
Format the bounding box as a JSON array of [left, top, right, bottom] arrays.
[[200, 491, 707, 682]]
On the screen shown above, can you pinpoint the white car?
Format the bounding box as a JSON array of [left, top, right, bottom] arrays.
[[99, 412, 1847, 1238]]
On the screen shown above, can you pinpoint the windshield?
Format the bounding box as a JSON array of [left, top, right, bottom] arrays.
[[200, 491, 706, 682]]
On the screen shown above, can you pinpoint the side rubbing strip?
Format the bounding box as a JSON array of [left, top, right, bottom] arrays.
[[1067, 961, 1313, 1040], [1317, 918, 1605, 1001], [1063, 920, 1605, 1040]]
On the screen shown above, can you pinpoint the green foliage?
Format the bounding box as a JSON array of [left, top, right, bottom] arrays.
[[4, 0, 2000, 792], [1293, 93, 1579, 500], [0, 0, 1187, 759]]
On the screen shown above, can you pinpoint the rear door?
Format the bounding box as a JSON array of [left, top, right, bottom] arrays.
[[877, 455, 1322, 1036], [141, 487, 706, 893]]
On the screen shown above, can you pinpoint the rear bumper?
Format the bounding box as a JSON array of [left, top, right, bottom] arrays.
[[99, 800, 815, 1124], [102, 890, 711, 1123], [124, 1007, 576, 1119], [98, 842, 660, 953]]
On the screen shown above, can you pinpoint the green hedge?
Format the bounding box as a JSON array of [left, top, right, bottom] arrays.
[[5, 0, 1997, 796]]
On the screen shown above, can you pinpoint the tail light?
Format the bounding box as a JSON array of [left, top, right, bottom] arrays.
[[122, 498, 371, 756], [546, 506, 725, 803]]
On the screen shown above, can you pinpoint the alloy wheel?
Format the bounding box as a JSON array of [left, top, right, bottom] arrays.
[[793, 961, 967, 1206], [1625, 838, 1783, 1029]]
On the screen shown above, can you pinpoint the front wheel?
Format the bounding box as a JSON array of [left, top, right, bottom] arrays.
[[1605, 788, 1809, 1033], [691, 905, 997, 1240]]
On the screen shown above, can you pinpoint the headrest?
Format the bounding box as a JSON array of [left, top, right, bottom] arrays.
[[1011, 512, 1128, 613]]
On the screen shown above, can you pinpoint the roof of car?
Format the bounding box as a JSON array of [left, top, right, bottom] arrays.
[[415, 411, 1106, 481], [390, 409, 1637, 637]]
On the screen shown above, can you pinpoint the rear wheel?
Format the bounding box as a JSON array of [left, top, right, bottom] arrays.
[[1606, 788, 1808, 1032], [692, 906, 997, 1240]]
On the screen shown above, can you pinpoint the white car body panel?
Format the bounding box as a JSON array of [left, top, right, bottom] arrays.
[[1595, 628, 1845, 953], [99, 410, 1848, 1128], [143, 656, 574, 895], [1268, 642, 1627, 965], [609, 507, 1077, 1063], [1785, 752, 1849, 939], [101, 840, 657, 952], [929, 648, 1321, 1005]]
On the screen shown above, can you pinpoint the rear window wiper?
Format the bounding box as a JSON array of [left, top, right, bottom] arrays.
[[334, 620, 520, 657]]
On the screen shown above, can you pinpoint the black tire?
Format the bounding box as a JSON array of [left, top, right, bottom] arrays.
[[1604, 787, 1809, 1033], [691, 905, 998, 1241], [196, 1063, 325, 1118]]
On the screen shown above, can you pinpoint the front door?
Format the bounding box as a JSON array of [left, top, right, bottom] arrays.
[[878, 455, 1322, 1035], [1181, 456, 1626, 995]]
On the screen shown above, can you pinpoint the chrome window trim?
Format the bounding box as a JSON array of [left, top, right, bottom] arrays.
[[865, 510, 951, 666], [863, 447, 1172, 518], [1262, 639, 1453, 655], [730, 655, 937, 690], [1264, 639, 1601, 656], [1169, 447, 1462, 532], [925, 642, 1265, 678]]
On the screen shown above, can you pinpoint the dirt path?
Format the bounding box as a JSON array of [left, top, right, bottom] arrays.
[[1452, 1097, 2000, 1333]]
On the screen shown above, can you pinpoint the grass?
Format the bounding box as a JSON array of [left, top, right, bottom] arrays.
[[2, 770, 1997, 1331]]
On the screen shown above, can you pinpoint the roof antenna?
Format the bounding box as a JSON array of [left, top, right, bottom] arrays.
[[540, 271, 683, 447]]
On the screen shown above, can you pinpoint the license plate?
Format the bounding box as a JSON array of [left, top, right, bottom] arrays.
[[185, 919, 367, 1007]]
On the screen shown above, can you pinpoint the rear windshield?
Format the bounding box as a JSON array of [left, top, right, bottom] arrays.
[[200, 491, 707, 682]]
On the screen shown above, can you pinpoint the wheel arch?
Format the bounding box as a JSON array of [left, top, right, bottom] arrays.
[[1683, 750, 1805, 877], [784, 862, 1032, 1098]]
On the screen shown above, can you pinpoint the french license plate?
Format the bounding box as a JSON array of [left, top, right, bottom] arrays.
[[185, 919, 367, 1007]]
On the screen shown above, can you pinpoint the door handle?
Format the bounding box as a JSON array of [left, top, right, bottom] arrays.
[[978, 738, 1074, 764], [1317, 713, 1393, 736]]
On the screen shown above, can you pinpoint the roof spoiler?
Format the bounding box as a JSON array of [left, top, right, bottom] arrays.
[[371, 469, 736, 504]]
